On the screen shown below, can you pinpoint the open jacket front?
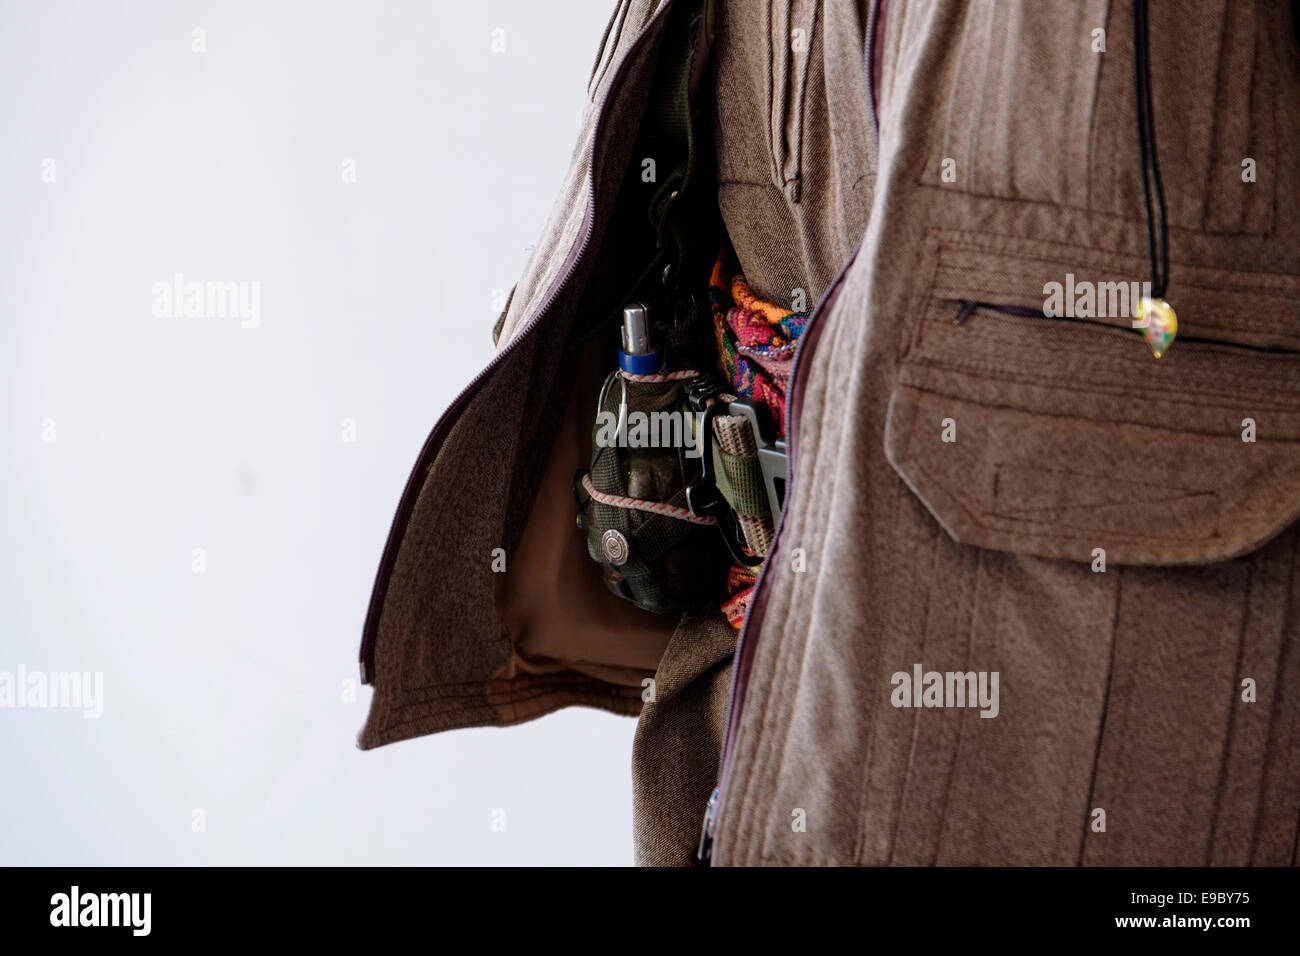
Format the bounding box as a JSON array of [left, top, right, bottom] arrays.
[[358, 0, 1300, 866]]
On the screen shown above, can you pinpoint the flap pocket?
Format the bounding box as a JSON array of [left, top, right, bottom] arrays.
[[886, 230, 1300, 566]]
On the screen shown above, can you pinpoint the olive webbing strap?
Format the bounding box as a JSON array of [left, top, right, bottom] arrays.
[[573, 1, 707, 351], [587, 375, 698, 582], [645, 1, 712, 279], [712, 412, 775, 556]]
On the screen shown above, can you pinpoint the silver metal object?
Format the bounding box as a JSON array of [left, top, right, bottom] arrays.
[[601, 529, 630, 566], [595, 370, 630, 446], [621, 302, 652, 355], [726, 400, 789, 523]]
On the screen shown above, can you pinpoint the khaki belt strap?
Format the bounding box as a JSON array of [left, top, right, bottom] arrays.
[[711, 413, 776, 557]]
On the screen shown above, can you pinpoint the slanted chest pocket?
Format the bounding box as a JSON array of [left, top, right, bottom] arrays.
[[714, 0, 817, 202], [766, 0, 817, 202]]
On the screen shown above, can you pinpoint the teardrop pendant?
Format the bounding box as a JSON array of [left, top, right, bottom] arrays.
[[1134, 296, 1177, 359]]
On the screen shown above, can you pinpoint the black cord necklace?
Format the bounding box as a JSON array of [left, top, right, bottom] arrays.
[[1132, 0, 1178, 358]]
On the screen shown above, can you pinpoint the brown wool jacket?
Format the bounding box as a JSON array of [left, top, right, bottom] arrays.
[[358, 0, 1300, 866]]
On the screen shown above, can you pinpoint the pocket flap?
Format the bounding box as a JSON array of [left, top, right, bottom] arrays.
[[886, 384, 1300, 565]]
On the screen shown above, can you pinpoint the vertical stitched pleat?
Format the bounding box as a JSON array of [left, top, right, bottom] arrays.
[[1249, 532, 1300, 864], [1082, 562, 1247, 865], [1208, 531, 1290, 864]]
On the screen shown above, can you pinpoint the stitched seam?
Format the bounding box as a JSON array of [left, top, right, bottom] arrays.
[[379, 687, 639, 735], [932, 547, 982, 864], [906, 354, 1300, 410], [1208, 556, 1256, 863], [910, 181, 1272, 237], [1079, 571, 1123, 864], [1249, 531, 1300, 863], [928, 229, 1300, 294]]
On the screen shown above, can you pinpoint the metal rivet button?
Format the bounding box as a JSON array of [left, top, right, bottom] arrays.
[[601, 529, 629, 566]]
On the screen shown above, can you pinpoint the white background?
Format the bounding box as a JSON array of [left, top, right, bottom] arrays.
[[0, 0, 638, 865]]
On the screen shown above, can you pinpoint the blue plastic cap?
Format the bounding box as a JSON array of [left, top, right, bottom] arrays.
[[619, 349, 663, 375]]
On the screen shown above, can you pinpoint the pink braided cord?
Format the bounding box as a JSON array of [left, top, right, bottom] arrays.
[[619, 368, 701, 383], [581, 473, 716, 526]]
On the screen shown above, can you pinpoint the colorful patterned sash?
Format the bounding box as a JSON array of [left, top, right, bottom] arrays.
[[709, 245, 809, 628]]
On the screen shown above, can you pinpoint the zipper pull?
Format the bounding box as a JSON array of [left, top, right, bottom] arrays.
[[696, 787, 720, 864]]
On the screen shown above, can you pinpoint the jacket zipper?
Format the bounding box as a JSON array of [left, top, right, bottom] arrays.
[[696, 259, 854, 863], [696, 787, 720, 863], [697, 0, 884, 864], [956, 300, 1300, 358], [952, 300, 1043, 325], [358, 1, 676, 685]]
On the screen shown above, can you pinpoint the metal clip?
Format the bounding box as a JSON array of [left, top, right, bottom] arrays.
[[725, 399, 788, 524], [685, 397, 789, 566]]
